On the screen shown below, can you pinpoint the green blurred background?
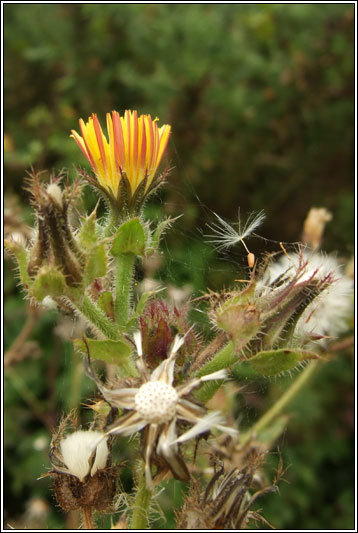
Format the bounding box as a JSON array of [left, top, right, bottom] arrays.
[[4, 4, 354, 529]]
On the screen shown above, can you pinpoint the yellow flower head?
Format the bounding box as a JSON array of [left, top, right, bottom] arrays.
[[71, 110, 171, 198]]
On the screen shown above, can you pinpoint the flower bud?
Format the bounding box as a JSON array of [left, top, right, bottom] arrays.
[[210, 284, 260, 354], [215, 301, 261, 353], [139, 299, 200, 370]]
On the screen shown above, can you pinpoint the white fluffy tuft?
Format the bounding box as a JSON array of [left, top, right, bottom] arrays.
[[46, 183, 63, 209], [60, 430, 109, 482]]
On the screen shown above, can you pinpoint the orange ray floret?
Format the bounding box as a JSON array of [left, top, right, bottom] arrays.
[[71, 110, 171, 197]]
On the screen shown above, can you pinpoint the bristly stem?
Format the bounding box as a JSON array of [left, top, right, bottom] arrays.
[[130, 461, 152, 529], [240, 360, 319, 445], [104, 204, 120, 237], [74, 293, 120, 340], [196, 341, 236, 376], [114, 253, 135, 327]]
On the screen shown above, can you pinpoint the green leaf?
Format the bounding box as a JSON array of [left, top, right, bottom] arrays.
[[73, 337, 132, 365], [194, 379, 225, 404], [4, 239, 31, 288], [97, 291, 114, 320], [126, 288, 165, 329], [249, 348, 321, 376], [136, 288, 165, 315], [110, 218, 146, 256], [31, 266, 67, 301], [84, 244, 107, 287], [77, 209, 98, 248]]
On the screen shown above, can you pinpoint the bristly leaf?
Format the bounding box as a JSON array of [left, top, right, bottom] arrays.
[[249, 348, 321, 376], [73, 337, 132, 365], [4, 239, 31, 288], [97, 291, 115, 321], [77, 208, 99, 249], [126, 288, 166, 329], [110, 218, 146, 256], [84, 244, 107, 287]]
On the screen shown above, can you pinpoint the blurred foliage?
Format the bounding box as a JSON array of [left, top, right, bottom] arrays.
[[4, 3, 354, 530]]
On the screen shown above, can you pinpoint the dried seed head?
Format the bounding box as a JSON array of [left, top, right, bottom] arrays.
[[47, 421, 117, 513], [134, 381, 178, 424], [60, 430, 109, 482], [53, 470, 116, 512]]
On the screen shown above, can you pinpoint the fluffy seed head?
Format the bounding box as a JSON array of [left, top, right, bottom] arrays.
[[60, 430, 109, 482], [134, 381, 178, 424]]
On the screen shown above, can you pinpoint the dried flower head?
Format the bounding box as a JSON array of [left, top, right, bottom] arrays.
[[48, 427, 116, 512], [85, 332, 237, 489], [71, 110, 171, 210]]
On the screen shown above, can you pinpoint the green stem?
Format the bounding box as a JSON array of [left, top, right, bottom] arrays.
[[114, 253, 135, 327], [130, 462, 152, 529], [240, 360, 319, 445], [195, 341, 235, 403], [74, 293, 120, 340], [197, 341, 236, 376]]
